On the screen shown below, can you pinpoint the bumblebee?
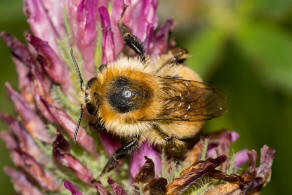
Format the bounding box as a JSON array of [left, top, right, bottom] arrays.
[[71, 20, 226, 175]]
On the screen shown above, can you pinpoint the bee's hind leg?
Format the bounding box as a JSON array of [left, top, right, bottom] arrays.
[[168, 48, 189, 64], [100, 136, 139, 176]]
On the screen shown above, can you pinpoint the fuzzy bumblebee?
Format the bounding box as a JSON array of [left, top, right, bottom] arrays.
[[71, 19, 226, 175]]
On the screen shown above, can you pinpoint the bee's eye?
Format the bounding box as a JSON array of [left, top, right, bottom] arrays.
[[86, 103, 97, 115]]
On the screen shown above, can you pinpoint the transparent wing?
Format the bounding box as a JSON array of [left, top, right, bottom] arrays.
[[141, 77, 226, 122]]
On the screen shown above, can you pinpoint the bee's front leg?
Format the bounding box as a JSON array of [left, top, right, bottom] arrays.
[[100, 136, 139, 176], [118, 22, 145, 63]]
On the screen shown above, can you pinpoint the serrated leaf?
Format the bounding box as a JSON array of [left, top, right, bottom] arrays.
[[186, 28, 226, 79], [235, 21, 292, 91]]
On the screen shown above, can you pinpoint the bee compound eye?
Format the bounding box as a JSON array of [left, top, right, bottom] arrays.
[[86, 103, 97, 115]]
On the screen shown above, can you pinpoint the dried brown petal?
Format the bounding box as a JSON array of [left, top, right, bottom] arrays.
[[244, 145, 275, 194], [166, 155, 227, 195], [205, 182, 241, 195], [144, 177, 167, 195], [206, 146, 275, 195], [208, 170, 245, 186], [53, 132, 93, 184], [133, 156, 155, 187], [257, 145, 275, 182], [183, 139, 205, 166], [247, 150, 257, 174]]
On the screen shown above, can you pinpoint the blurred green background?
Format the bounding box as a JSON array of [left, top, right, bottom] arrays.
[[0, 0, 292, 194]]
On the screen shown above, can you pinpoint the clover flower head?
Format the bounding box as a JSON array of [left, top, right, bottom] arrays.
[[1, 0, 275, 194]]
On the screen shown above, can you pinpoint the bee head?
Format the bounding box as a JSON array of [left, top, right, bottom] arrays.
[[107, 76, 152, 113], [85, 77, 100, 115]]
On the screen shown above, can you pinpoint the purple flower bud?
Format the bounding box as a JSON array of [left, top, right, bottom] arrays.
[[123, 0, 158, 43], [24, 0, 59, 53], [11, 57, 34, 105], [149, 19, 174, 56], [64, 181, 83, 195], [42, 0, 67, 36], [98, 131, 121, 156], [0, 113, 47, 164], [0, 32, 31, 63], [10, 149, 59, 191], [5, 82, 53, 143], [41, 99, 97, 156], [92, 180, 110, 195], [234, 149, 249, 171], [54, 133, 93, 184], [0, 131, 18, 150], [111, 0, 125, 55], [26, 34, 74, 99], [4, 167, 43, 195], [99, 7, 116, 64], [33, 89, 57, 123], [207, 130, 239, 158], [108, 177, 128, 195], [0, 33, 52, 97], [30, 58, 52, 98], [130, 141, 161, 179], [68, 0, 98, 80]]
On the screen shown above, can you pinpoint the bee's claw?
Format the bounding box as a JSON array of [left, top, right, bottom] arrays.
[[99, 137, 139, 176], [99, 157, 119, 177]]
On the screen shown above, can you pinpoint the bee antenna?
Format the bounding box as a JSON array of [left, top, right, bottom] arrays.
[[73, 105, 84, 142], [70, 48, 84, 143], [70, 48, 83, 91]]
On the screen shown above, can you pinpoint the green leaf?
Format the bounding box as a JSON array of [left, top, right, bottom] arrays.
[[235, 21, 292, 91], [185, 28, 226, 79]]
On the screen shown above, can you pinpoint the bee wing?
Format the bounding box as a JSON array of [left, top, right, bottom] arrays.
[[144, 77, 226, 121]]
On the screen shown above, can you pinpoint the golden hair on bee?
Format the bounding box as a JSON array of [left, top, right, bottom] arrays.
[[71, 19, 226, 175]]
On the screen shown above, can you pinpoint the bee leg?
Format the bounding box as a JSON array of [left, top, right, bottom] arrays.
[[168, 48, 189, 64], [165, 138, 187, 160], [100, 137, 139, 176], [155, 48, 189, 73], [118, 21, 145, 63]]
